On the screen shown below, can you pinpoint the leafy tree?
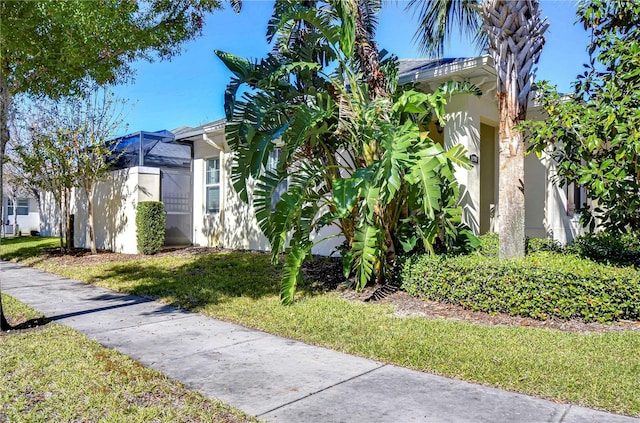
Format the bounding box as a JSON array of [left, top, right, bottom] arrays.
[[218, 0, 477, 304], [407, 0, 548, 259], [525, 0, 640, 233], [14, 101, 82, 251], [0, 0, 226, 330], [14, 90, 128, 254]]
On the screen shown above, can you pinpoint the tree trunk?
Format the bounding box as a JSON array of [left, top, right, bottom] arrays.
[[64, 187, 73, 250], [11, 194, 17, 236], [0, 70, 11, 330], [86, 184, 97, 254], [58, 191, 64, 252], [481, 0, 547, 259], [497, 92, 526, 259]]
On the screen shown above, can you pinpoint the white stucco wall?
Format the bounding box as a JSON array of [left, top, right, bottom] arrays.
[[191, 133, 270, 251], [73, 167, 160, 254]]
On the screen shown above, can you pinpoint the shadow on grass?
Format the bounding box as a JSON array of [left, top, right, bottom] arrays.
[[7, 316, 52, 331], [0, 236, 60, 265], [83, 252, 283, 310]]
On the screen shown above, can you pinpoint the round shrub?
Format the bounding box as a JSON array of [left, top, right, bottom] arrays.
[[136, 201, 165, 255], [399, 252, 640, 323]]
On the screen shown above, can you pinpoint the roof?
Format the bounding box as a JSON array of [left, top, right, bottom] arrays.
[[398, 58, 471, 76], [171, 118, 226, 141], [398, 56, 496, 87]]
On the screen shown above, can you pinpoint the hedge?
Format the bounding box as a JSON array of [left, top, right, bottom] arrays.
[[136, 201, 165, 255], [399, 251, 640, 323], [567, 232, 640, 267]]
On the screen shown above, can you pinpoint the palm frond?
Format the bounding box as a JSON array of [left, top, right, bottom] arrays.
[[406, 0, 484, 57]]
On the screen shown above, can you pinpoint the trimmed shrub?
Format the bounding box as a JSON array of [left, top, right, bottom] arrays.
[[136, 201, 165, 255], [399, 252, 640, 323], [526, 237, 563, 254], [476, 233, 563, 257], [567, 232, 640, 267], [477, 233, 499, 257]]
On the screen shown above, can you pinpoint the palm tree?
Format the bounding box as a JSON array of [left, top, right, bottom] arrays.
[[408, 0, 548, 259]]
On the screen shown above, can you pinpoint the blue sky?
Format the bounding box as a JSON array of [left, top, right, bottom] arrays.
[[111, 0, 590, 135]]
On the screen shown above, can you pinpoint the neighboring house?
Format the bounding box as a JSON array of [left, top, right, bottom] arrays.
[[41, 55, 583, 254], [1, 194, 40, 236]]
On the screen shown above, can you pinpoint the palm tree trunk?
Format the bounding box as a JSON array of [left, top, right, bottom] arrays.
[[497, 90, 526, 258], [481, 0, 547, 259]]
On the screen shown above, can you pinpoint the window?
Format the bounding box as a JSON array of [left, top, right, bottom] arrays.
[[566, 182, 585, 218], [205, 158, 220, 214], [7, 199, 29, 216], [266, 149, 288, 209]]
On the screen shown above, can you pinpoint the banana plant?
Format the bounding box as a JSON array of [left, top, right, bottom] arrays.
[[217, 0, 478, 304]]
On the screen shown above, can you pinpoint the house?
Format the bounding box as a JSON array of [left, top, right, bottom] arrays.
[[43, 55, 582, 254], [1, 193, 40, 236], [399, 56, 583, 243]]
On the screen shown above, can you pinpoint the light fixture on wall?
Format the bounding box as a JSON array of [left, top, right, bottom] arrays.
[[469, 153, 479, 165]]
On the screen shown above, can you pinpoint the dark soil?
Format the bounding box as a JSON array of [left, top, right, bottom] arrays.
[[34, 247, 640, 334]]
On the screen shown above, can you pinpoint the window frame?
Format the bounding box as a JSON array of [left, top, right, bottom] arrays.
[[7, 198, 29, 216], [205, 157, 221, 215]]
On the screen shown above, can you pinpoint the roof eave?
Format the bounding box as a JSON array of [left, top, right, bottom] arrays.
[[398, 56, 495, 86]]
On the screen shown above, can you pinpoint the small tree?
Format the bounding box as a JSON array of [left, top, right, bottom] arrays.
[[525, 0, 640, 233], [0, 0, 226, 331], [69, 90, 128, 254]]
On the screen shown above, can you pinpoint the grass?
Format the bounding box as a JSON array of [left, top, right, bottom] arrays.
[[2, 236, 640, 417], [0, 293, 256, 423]]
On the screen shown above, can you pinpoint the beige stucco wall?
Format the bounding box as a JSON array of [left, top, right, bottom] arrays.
[[442, 94, 582, 244]]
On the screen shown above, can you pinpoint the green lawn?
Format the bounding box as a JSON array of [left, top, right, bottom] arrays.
[[2, 236, 639, 417], [0, 293, 256, 423]]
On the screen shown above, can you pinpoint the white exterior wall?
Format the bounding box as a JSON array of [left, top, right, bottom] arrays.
[[73, 167, 160, 254], [2, 197, 40, 235], [39, 191, 60, 237], [444, 94, 499, 234], [191, 132, 270, 251]]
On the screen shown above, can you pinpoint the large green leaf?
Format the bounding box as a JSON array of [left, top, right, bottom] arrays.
[[444, 143, 473, 170], [352, 225, 381, 290], [405, 156, 441, 219], [332, 177, 359, 218], [280, 242, 310, 305], [215, 51, 253, 81], [334, 1, 356, 58]]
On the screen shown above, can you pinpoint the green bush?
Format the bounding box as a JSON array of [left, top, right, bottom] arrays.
[[136, 201, 165, 255], [477, 233, 499, 257], [567, 232, 640, 267], [476, 233, 563, 257], [399, 251, 640, 323]]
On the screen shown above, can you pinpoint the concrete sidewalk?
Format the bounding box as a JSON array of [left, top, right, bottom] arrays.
[[2, 260, 638, 423]]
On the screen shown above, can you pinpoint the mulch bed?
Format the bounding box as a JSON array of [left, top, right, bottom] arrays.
[[29, 247, 640, 334]]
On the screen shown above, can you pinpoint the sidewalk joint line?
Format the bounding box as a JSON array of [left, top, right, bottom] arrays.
[[256, 363, 387, 417], [558, 405, 572, 423]]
